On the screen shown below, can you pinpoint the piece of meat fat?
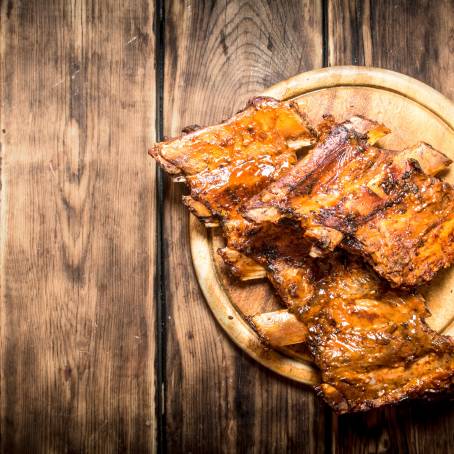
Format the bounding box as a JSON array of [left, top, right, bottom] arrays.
[[367, 142, 452, 199], [393, 141, 452, 176], [344, 115, 391, 144]]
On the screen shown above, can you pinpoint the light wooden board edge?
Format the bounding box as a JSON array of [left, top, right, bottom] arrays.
[[262, 66, 454, 131], [189, 215, 319, 385], [189, 66, 454, 385]]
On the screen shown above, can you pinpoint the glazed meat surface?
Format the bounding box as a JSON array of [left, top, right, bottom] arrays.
[[221, 116, 388, 262], [304, 258, 454, 413], [150, 96, 323, 297], [150, 103, 454, 414], [150, 96, 316, 225], [252, 257, 454, 413], [244, 122, 453, 287], [219, 221, 317, 307]]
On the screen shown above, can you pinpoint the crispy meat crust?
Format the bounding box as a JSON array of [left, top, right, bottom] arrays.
[[149, 96, 316, 221], [149, 105, 454, 414], [253, 257, 454, 413], [301, 258, 454, 413], [243, 124, 453, 287]]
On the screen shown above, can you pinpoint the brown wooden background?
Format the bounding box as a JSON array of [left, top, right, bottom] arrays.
[[0, 0, 453, 452]]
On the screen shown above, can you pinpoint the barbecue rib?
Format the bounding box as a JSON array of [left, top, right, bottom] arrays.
[[150, 96, 316, 227], [252, 257, 454, 413], [149, 100, 454, 413], [219, 116, 388, 291], [244, 122, 454, 287]]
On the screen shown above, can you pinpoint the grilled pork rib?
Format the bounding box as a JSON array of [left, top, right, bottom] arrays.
[[244, 122, 453, 287], [219, 116, 388, 295], [150, 96, 316, 227], [252, 257, 454, 413], [149, 98, 454, 413]]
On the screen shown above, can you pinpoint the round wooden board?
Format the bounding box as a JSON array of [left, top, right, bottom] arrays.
[[189, 66, 454, 385]]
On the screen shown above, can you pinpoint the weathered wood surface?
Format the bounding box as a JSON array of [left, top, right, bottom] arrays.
[[328, 1, 454, 453], [1, 0, 453, 452], [0, 1, 156, 452], [162, 1, 326, 453]]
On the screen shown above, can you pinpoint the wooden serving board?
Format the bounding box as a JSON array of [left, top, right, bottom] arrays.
[[189, 66, 454, 385]]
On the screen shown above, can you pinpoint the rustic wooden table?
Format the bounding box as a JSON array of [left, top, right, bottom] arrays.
[[1, 0, 453, 452]]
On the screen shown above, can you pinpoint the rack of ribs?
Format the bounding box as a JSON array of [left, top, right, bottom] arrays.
[[251, 256, 454, 413], [244, 121, 453, 287], [150, 96, 317, 228], [149, 96, 454, 413]]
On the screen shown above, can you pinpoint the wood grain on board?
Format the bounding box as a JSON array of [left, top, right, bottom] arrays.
[[328, 1, 454, 453], [0, 1, 156, 452], [162, 1, 326, 452]]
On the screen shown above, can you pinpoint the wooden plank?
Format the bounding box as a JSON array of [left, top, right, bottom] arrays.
[[327, 0, 454, 99], [162, 0, 326, 452], [328, 1, 454, 452], [0, 1, 156, 451]]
